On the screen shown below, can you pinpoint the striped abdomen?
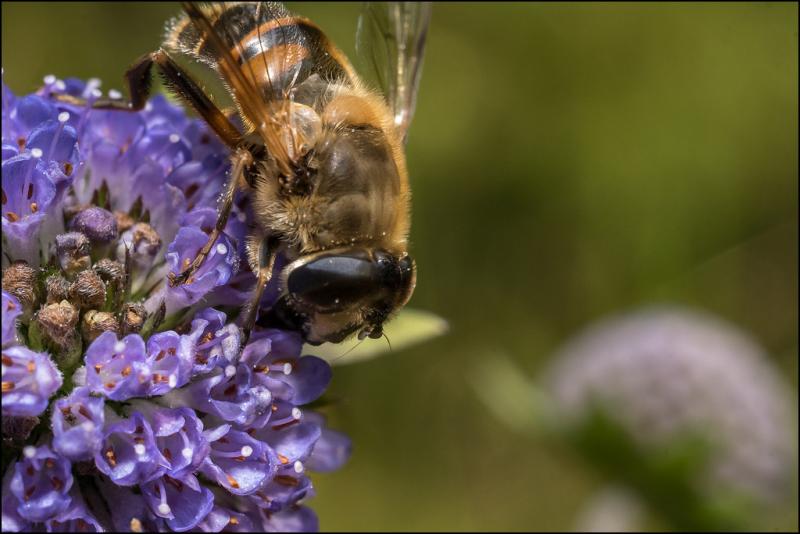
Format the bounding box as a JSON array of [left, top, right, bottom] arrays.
[[166, 2, 356, 100]]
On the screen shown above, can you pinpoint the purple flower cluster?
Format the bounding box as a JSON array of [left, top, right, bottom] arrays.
[[2, 75, 350, 532]]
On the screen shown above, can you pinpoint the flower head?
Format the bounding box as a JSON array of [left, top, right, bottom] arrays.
[[1, 76, 349, 532], [545, 307, 797, 504]]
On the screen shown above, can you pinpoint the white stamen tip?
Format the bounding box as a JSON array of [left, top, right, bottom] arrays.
[[169, 133, 180, 143], [54, 80, 66, 91], [30, 148, 43, 158], [108, 89, 122, 99], [23, 446, 36, 459], [181, 447, 193, 460], [58, 111, 70, 123], [144, 102, 153, 111], [215, 243, 228, 255], [114, 341, 126, 353], [168, 375, 177, 388], [293, 461, 304, 473], [157, 503, 171, 515], [282, 363, 293, 375], [87, 77, 101, 87], [43, 74, 56, 85], [134, 444, 146, 456], [225, 365, 236, 378], [240, 445, 253, 458], [292, 407, 302, 420], [91, 88, 102, 99]]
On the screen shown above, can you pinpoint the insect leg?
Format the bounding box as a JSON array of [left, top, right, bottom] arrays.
[[239, 234, 281, 346], [168, 147, 253, 287], [53, 49, 241, 148]]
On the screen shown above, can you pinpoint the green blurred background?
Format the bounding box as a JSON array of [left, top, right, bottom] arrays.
[[3, 2, 797, 531]]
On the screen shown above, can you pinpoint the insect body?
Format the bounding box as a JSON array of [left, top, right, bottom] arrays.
[[78, 2, 431, 345]]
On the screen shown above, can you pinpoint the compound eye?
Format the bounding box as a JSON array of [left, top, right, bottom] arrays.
[[287, 252, 380, 311]]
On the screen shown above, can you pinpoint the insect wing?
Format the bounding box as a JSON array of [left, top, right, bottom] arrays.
[[181, 2, 300, 174], [356, 2, 432, 143]]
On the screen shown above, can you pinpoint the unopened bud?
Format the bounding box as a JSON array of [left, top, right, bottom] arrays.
[[120, 302, 147, 335], [55, 232, 91, 275], [70, 206, 118, 244], [93, 258, 126, 289], [44, 274, 71, 304], [81, 309, 119, 343], [36, 300, 79, 348], [69, 270, 106, 310], [1, 261, 38, 312], [114, 211, 135, 233], [122, 222, 162, 258]]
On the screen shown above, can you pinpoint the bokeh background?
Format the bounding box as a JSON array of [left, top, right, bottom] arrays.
[[3, 2, 797, 531]]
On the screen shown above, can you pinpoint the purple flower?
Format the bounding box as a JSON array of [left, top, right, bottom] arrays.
[[305, 413, 352, 473], [545, 307, 798, 504], [2, 76, 350, 533], [185, 365, 274, 428], [85, 332, 151, 400], [1, 153, 56, 248], [10, 445, 73, 522], [96, 478, 165, 533], [201, 426, 278, 495], [165, 224, 238, 311], [147, 406, 209, 479], [1, 346, 63, 417], [141, 474, 214, 532], [196, 506, 255, 532], [95, 411, 169, 486], [183, 308, 241, 375], [51, 387, 105, 461], [241, 330, 331, 407], [44, 488, 104, 532], [145, 331, 189, 395], [2, 290, 22, 347]]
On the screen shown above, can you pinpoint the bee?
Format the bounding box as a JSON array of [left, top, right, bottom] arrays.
[[70, 2, 431, 345]]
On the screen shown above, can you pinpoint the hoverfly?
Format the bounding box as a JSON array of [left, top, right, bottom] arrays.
[[67, 2, 431, 345]]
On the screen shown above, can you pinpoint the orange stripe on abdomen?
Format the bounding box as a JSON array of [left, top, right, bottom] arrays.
[[241, 43, 311, 91]]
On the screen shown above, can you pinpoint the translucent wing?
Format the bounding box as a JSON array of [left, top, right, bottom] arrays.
[[356, 2, 432, 143]]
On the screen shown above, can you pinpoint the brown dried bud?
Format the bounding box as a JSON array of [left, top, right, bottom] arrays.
[[36, 300, 79, 348], [45, 274, 71, 304], [125, 222, 162, 257], [114, 211, 135, 233], [2, 261, 38, 311], [55, 232, 92, 275], [93, 258, 126, 289], [81, 309, 119, 343], [69, 270, 107, 310], [120, 302, 147, 335]]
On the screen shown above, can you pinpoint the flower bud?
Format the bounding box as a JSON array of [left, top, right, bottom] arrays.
[[120, 302, 147, 336], [120, 222, 161, 258], [45, 274, 71, 304], [70, 206, 118, 244], [114, 210, 135, 233], [69, 270, 107, 310], [93, 258, 126, 289], [2, 260, 38, 312], [55, 232, 91, 275], [81, 309, 119, 343], [36, 300, 79, 348]]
